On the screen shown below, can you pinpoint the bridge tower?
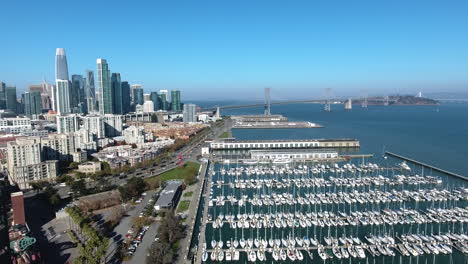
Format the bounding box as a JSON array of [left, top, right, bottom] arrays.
[[324, 88, 331, 112], [361, 90, 368, 108], [264, 87, 271, 116]]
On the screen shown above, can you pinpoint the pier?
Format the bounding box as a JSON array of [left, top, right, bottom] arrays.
[[385, 151, 467, 181], [194, 162, 214, 264]]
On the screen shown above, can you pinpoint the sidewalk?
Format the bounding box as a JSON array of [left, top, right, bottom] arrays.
[[176, 160, 209, 264]]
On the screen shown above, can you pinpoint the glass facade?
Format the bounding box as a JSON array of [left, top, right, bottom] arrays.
[[150, 92, 160, 111], [97, 59, 112, 114], [5, 86, 17, 113], [171, 90, 181, 111], [85, 70, 96, 113], [22, 91, 42, 117], [121, 81, 131, 114], [111, 73, 122, 114]]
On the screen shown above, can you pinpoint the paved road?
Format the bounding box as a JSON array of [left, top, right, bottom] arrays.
[[106, 190, 157, 262]]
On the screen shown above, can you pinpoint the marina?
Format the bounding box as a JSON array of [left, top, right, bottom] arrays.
[[195, 157, 468, 263]]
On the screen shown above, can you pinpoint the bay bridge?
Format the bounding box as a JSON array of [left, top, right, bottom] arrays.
[[201, 88, 393, 112]]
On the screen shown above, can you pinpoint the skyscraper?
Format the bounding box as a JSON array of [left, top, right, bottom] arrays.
[[5, 86, 17, 113], [171, 90, 181, 112], [85, 70, 96, 113], [183, 104, 197, 123], [71, 74, 84, 113], [97, 58, 112, 114], [131, 85, 143, 106], [55, 48, 70, 115], [111, 73, 123, 114], [22, 91, 42, 117], [0, 82, 6, 110], [150, 92, 160, 111], [55, 48, 69, 80], [55, 80, 71, 115], [121, 81, 131, 114], [132, 85, 144, 106], [158, 93, 168, 110]]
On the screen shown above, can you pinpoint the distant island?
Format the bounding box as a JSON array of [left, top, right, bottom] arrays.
[[353, 95, 439, 106]]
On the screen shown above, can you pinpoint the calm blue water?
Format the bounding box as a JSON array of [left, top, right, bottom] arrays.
[[222, 103, 468, 177]]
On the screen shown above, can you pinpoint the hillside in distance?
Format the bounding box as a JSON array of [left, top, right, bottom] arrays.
[[353, 95, 438, 106]]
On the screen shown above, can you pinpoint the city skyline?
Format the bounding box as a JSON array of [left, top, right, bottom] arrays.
[[1, 1, 468, 100]]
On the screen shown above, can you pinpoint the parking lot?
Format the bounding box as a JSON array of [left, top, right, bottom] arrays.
[[106, 189, 160, 263]]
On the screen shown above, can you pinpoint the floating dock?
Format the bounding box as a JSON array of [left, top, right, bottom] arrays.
[[385, 151, 467, 181]]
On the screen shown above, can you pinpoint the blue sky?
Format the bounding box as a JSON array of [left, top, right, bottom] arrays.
[[1, 0, 467, 100]]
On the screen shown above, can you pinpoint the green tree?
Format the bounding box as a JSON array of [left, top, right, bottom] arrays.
[[71, 180, 87, 195]]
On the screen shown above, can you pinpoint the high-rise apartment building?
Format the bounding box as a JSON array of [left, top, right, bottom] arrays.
[[55, 80, 71, 115], [56, 114, 79, 134], [183, 103, 197, 123], [143, 101, 154, 113], [121, 81, 131, 114], [102, 114, 123, 137], [81, 115, 105, 139], [41, 133, 76, 161], [85, 70, 96, 113], [97, 58, 112, 114], [7, 137, 58, 189], [171, 90, 181, 112], [111, 73, 123, 114], [22, 91, 42, 117]]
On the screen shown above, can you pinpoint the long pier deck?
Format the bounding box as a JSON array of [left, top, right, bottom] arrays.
[[385, 151, 467, 181]]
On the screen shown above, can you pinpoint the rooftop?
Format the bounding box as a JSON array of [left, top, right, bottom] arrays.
[[155, 181, 182, 208]]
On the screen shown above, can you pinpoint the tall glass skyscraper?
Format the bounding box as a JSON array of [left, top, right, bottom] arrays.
[[5, 86, 17, 113], [97, 58, 112, 114], [55, 48, 70, 115], [111, 73, 122, 114], [132, 86, 144, 106], [171, 90, 181, 112], [22, 91, 42, 117], [158, 93, 168, 110], [71, 74, 84, 113], [85, 70, 96, 113], [150, 92, 160, 111], [121, 81, 131, 114], [0, 82, 6, 110], [55, 48, 69, 80]]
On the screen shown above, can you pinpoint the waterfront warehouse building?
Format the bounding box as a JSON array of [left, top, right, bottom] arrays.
[[154, 181, 183, 211], [210, 139, 360, 150], [250, 149, 339, 160]]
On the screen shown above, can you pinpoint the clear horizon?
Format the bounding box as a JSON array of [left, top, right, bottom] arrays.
[[1, 0, 467, 100]]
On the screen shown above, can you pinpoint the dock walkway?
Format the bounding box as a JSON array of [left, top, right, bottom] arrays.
[[385, 151, 466, 181], [194, 162, 214, 264]]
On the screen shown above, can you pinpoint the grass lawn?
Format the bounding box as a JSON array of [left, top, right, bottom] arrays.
[[145, 161, 200, 187], [183, 191, 193, 197], [177, 200, 190, 213], [219, 132, 229, 138]]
